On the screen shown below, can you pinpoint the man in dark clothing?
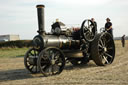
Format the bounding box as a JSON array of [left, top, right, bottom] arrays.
[[91, 18, 97, 33], [121, 35, 125, 47], [51, 19, 60, 30], [105, 18, 113, 37]]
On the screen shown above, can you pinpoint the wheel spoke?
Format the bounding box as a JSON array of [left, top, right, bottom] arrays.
[[55, 58, 62, 64], [84, 32, 90, 40], [27, 61, 30, 66], [84, 31, 90, 35], [104, 53, 112, 58], [98, 43, 104, 49], [34, 50, 36, 56], [54, 51, 59, 56], [42, 65, 51, 74], [30, 52, 34, 56], [101, 38, 106, 47], [51, 52, 55, 60], [99, 39, 104, 47], [102, 55, 109, 64], [45, 65, 51, 75], [90, 32, 94, 39], [43, 52, 50, 60], [106, 39, 111, 44], [48, 50, 52, 59], [56, 59, 63, 66], [84, 26, 88, 31], [26, 57, 29, 62], [53, 64, 60, 73], [41, 65, 48, 71], [29, 65, 34, 71]]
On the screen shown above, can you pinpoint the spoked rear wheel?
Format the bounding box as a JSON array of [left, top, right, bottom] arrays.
[[91, 32, 115, 66], [37, 47, 65, 76], [24, 48, 40, 73]]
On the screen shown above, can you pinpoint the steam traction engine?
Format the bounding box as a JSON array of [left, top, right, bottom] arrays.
[[24, 5, 115, 76]]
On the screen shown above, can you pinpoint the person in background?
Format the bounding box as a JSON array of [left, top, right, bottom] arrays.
[[105, 18, 113, 38], [91, 18, 97, 33], [121, 35, 125, 47]]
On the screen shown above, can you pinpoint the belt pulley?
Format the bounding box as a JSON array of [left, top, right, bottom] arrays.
[[80, 19, 96, 42]]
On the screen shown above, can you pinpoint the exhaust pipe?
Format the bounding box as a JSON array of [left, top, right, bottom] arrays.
[[36, 5, 45, 35]]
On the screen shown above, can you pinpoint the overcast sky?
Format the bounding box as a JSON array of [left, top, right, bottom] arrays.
[[0, 0, 128, 39]]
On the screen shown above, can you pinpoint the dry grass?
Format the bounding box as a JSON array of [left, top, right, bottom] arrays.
[[0, 40, 128, 85]]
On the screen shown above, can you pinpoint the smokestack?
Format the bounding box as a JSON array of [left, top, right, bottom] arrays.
[[36, 5, 45, 35]]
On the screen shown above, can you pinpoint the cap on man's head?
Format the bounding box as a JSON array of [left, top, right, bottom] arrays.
[[106, 18, 110, 21]]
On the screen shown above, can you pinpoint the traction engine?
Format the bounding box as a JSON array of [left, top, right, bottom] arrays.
[[24, 4, 115, 76]]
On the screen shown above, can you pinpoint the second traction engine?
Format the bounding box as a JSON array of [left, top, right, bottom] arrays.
[[24, 4, 115, 76]]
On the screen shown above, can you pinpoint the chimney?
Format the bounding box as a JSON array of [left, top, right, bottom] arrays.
[[36, 5, 45, 35]]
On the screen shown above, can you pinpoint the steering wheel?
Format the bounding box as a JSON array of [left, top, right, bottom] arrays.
[[81, 19, 96, 42]]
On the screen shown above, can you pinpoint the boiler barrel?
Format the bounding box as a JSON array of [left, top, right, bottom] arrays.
[[33, 34, 80, 49]]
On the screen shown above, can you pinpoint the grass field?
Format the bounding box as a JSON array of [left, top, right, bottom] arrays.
[[0, 47, 28, 58]]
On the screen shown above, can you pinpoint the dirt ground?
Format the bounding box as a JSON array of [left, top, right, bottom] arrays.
[[0, 40, 128, 85]]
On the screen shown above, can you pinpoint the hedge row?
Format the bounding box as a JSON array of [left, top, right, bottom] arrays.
[[0, 40, 33, 48]]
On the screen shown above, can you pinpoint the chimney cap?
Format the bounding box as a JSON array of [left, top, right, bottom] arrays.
[[36, 4, 45, 8]]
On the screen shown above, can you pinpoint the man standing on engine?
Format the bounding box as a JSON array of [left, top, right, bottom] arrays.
[[91, 18, 97, 33], [105, 18, 113, 38]]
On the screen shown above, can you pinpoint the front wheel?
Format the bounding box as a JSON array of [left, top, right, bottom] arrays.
[[37, 47, 65, 76]]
